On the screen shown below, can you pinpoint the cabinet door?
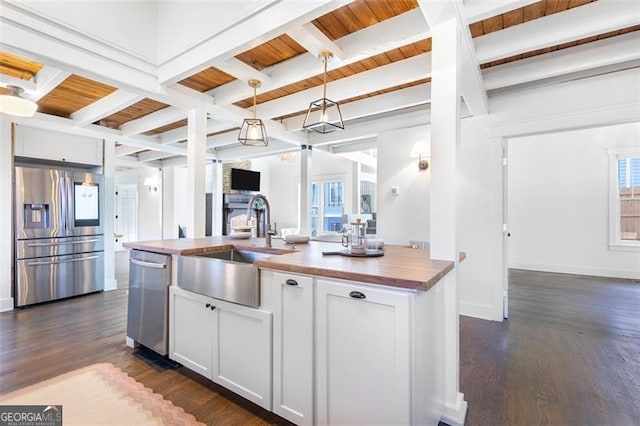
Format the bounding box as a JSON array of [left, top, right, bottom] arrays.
[[213, 302, 272, 410], [316, 279, 412, 425], [169, 287, 215, 378], [14, 125, 103, 166], [269, 271, 314, 425]]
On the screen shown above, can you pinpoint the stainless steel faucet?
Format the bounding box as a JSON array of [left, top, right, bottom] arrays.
[[246, 193, 277, 248]]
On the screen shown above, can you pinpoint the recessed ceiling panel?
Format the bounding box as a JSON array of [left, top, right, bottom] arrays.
[[0, 51, 43, 80], [37, 75, 117, 118], [99, 98, 169, 128], [312, 0, 418, 41], [235, 35, 306, 70], [179, 67, 236, 92]]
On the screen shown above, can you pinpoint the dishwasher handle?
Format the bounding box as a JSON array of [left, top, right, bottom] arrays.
[[130, 257, 167, 269]]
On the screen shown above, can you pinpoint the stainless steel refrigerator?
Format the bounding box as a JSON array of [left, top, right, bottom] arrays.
[[14, 166, 105, 307]]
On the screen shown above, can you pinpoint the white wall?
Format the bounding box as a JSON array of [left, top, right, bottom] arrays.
[[377, 126, 431, 245], [20, 1, 158, 63], [455, 68, 640, 321], [115, 168, 162, 242], [508, 122, 640, 279]]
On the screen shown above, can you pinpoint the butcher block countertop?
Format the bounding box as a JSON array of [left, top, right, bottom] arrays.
[[124, 237, 459, 292]]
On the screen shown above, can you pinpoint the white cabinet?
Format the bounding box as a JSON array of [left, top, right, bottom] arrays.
[[14, 125, 103, 166], [169, 286, 272, 410], [266, 271, 315, 425], [315, 279, 412, 425], [169, 286, 214, 377], [213, 301, 272, 409]]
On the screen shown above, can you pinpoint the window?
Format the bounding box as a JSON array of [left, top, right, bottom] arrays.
[[360, 180, 376, 214], [609, 149, 640, 249], [311, 180, 344, 234]]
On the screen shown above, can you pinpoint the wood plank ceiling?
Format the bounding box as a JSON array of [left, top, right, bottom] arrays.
[[0, 0, 636, 156]]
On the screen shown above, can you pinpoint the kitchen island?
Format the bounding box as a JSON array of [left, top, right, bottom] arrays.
[[123, 237, 465, 425]]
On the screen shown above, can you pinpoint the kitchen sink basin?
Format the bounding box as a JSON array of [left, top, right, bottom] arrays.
[[177, 248, 277, 308], [194, 249, 274, 264]]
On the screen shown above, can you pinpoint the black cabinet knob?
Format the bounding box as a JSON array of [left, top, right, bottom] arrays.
[[349, 291, 366, 299], [205, 303, 211, 308], [285, 279, 298, 286], [210, 305, 216, 311]]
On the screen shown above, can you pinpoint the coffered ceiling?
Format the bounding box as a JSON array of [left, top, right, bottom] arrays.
[[0, 0, 638, 167]]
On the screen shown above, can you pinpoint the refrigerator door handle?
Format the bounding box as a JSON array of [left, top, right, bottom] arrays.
[[130, 258, 167, 269], [27, 239, 100, 247], [27, 255, 99, 266]]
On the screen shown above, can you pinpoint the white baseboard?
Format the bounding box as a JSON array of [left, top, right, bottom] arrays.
[[0, 297, 14, 312], [104, 278, 118, 291], [509, 262, 640, 280], [459, 301, 497, 321], [440, 392, 468, 426]]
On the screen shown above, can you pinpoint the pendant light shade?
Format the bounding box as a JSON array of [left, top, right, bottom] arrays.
[[303, 51, 344, 134], [0, 86, 37, 117], [238, 79, 268, 147]]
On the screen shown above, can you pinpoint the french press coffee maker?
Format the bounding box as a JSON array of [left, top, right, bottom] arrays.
[[342, 219, 367, 254]]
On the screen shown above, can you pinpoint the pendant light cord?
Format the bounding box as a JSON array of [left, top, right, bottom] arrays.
[[252, 85, 257, 120], [322, 55, 328, 101]]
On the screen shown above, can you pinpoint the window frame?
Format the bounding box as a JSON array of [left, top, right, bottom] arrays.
[[608, 147, 640, 251], [311, 176, 345, 234]]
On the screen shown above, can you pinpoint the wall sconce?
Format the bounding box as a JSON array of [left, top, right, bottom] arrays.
[[410, 140, 430, 171], [143, 177, 158, 192]]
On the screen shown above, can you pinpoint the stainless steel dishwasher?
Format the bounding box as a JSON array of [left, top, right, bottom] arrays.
[[127, 249, 171, 356]]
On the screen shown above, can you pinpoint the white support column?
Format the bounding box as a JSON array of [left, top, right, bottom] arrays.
[[0, 118, 14, 312], [186, 108, 207, 238], [162, 167, 176, 239], [212, 160, 224, 236], [428, 18, 467, 426], [103, 137, 117, 291], [351, 161, 361, 215], [299, 145, 313, 235]]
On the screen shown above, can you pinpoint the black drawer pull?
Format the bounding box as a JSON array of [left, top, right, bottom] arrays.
[[285, 279, 299, 286], [205, 303, 211, 308], [349, 291, 366, 299]]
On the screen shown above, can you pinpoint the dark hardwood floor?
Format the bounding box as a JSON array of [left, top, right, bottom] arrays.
[[1, 256, 638, 425], [460, 269, 640, 426]]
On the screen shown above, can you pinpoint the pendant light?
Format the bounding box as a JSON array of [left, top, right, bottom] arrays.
[[0, 85, 37, 117], [238, 79, 268, 146], [302, 51, 344, 134]]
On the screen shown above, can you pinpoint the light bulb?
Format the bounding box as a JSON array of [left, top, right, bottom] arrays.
[[247, 123, 260, 140], [320, 108, 328, 123]]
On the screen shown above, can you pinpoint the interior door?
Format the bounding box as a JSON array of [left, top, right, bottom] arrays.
[[114, 184, 138, 251]]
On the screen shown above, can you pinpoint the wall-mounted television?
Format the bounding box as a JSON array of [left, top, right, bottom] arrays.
[[231, 168, 260, 191]]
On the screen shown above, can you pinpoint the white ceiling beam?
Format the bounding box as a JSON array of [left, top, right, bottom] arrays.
[[29, 66, 71, 101], [71, 89, 144, 127], [335, 151, 377, 168], [159, 119, 235, 144], [464, 0, 540, 23], [284, 82, 432, 131], [116, 158, 163, 169], [157, 0, 355, 86], [212, 58, 273, 86], [5, 112, 199, 157], [120, 106, 186, 136], [475, 0, 640, 64], [136, 150, 179, 163], [213, 139, 294, 162], [0, 73, 35, 91], [483, 32, 640, 91], [287, 23, 347, 60], [0, 6, 158, 93], [212, 9, 430, 106], [159, 84, 308, 146], [337, 8, 429, 60], [257, 53, 431, 120], [115, 145, 144, 157], [309, 108, 432, 146]]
